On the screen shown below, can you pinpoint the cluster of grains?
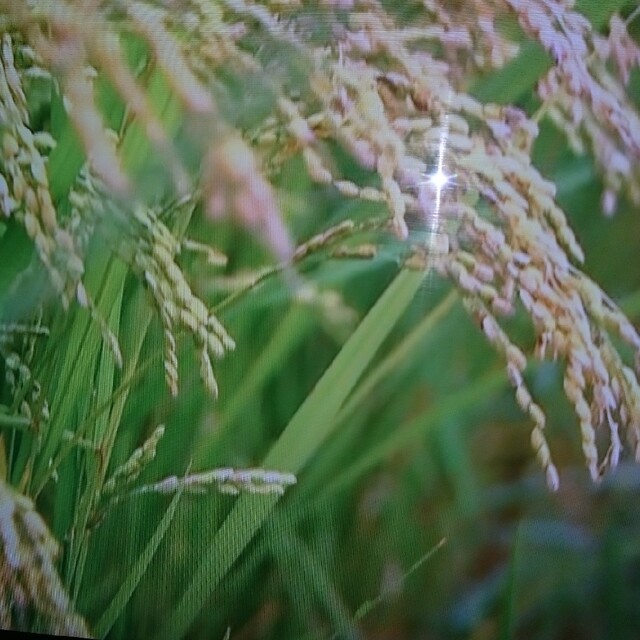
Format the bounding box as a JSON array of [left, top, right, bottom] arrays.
[[1, 3, 248, 394], [129, 467, 297, 498], [102, 424, 165, 498], [0, 322, 50, 448], [507, 0, 640, 214], [131, 204, 235, 397], [173, 0, 640, 486], [0, 320, 48, 353], [462, 296, 560, 489], [420, 0, 521, 71], [431, 113, 640, 485], [97, 430, 297, 523], [3, 351, 49, 437], [0, 35, 122, 371], [0, 34, 84, 306], [0, 480, 90, 636]]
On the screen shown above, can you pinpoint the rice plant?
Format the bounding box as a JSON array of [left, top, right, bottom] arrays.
[[1, 1, 640, 638]]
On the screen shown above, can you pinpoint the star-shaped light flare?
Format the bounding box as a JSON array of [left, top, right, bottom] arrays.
[[428, 167, 452, 192]]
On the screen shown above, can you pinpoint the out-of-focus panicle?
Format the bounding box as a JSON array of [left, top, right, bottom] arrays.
[[19, 3, 130, 195], [507, 0, 640, 215], [1, 0, 217, 196], [126, 3, 214, 115], [0, 480, 90, 636], [203, 132, 293, 261], [421, 0, 520, 70], [3, 349, 50, 444], [0, 34, 85, 307]]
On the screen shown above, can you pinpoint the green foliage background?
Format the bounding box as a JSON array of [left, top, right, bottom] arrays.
[[2, 1, 640, 639]]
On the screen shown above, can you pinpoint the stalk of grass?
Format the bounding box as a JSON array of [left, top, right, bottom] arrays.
[[65, 277, 125, 593], [48, 85, 85, 201], [63, 199, 194, 603], [21, 248, 117, 491], [21, 57, 191, 611], [347, 538, 447, 630], [499, 523, 522, 640]]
